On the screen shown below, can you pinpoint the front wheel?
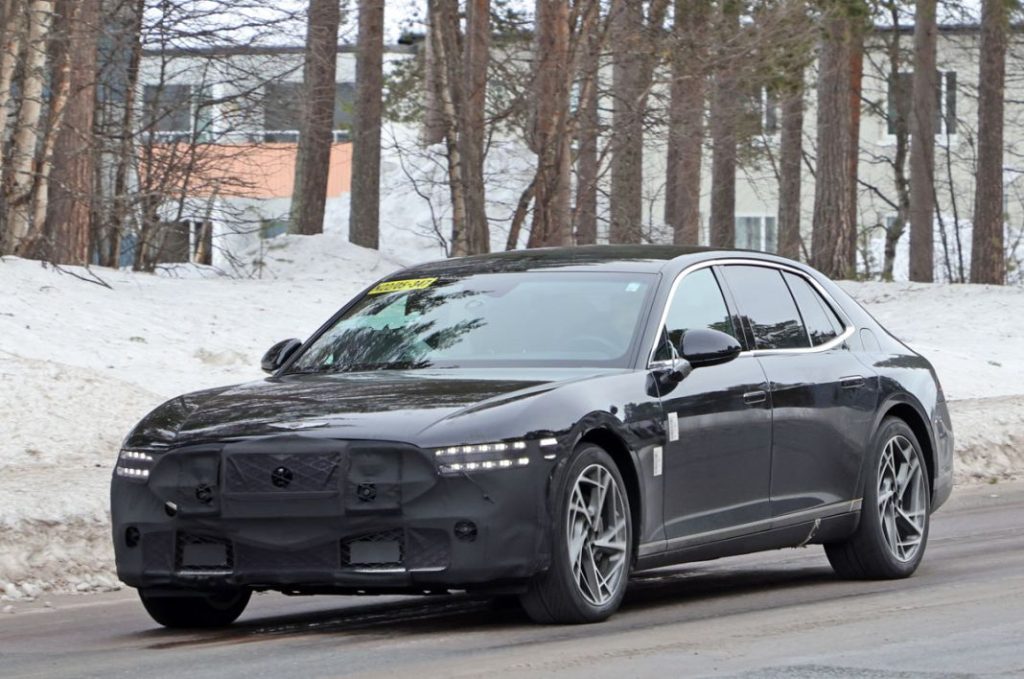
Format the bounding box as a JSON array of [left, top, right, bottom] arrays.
[[825, 417, 931, 579], [139, 588, 251, 629], [520, 444, 633, 624]]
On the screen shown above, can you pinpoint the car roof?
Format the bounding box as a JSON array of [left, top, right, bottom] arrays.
[[390, 245, 809, 278]]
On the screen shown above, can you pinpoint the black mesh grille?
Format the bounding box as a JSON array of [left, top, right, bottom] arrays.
[[175, 533, 233, 571], [142, 531, 174, 571], [224, 452, 342, 493], [235, 542, 340, 572], [340, 529, 404, 568], [405, 529, 450, 570]]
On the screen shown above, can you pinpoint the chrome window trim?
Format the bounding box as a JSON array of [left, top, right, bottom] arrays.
[[646, 257, 856, 369]]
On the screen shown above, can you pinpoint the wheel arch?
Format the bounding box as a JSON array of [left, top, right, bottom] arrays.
[[876, 398, 937, 501], [577, 427, 643, 565]]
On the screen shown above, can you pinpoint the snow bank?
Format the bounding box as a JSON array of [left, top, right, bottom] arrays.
[[840, 281, 1024, 401], [1, 244, 1023, 597]]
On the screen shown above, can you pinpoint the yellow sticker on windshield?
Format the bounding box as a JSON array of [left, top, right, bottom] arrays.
[[368, 277, 438, 295]]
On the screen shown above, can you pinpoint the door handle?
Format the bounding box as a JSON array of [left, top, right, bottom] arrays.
[[840, 375, 866, 389], [743, 390, 767, 405]]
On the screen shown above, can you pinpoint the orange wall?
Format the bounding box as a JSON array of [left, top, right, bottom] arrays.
[[158, 143, 353, 199]]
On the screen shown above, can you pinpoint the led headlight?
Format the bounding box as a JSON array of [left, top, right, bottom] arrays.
[[433, 438, 558, 475], [114, 449, 155, 481]]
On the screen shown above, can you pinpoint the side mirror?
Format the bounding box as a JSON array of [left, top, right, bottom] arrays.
[[678, 328, 742, 368], [261, 338, 302, 374]]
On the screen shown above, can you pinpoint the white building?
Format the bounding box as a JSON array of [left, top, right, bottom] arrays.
[[137, 27, 1022, 280]]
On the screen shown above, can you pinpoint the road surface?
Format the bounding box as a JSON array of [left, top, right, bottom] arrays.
[[2, 482, 1022, 678]]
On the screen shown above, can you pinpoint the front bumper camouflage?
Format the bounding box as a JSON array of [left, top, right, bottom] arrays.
[[110, 437, 553, 593]]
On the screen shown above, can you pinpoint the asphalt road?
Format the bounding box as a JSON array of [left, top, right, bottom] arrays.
[[2, 482, 1023, 679]]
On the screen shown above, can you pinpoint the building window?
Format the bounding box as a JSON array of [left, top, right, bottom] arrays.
[[263, 81, 355, 142], [747, 87, 779, 136], [143, 84, 215, 141], [735, 215, 777, 253], [263, 81, 303, 142], [886, 70, 957, 137]]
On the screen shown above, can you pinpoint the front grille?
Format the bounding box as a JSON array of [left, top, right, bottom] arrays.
[[235, 541, 340, 572], [175, 533, 233, 572], [224, 452, 342, 493], [405, 529, 450, 570]]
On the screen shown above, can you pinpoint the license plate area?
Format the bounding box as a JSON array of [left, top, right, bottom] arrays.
[[349, 540, 401, 565], [176, 533, 233, 572], [342, 529, 404, 568]]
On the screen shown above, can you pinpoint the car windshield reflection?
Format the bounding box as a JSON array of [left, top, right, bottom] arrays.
[[288, 272, 657, 373]]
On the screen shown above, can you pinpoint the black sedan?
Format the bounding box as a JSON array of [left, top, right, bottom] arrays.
[[111, 246, 953, 627]]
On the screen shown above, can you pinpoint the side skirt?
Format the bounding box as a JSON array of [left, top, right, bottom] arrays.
[[634, 502, 861, 571]]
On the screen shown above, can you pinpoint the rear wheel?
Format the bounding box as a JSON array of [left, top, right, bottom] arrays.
[[139, 588, 251, 629], [520, 444, 633, 624], [825, 417, 931, 579]]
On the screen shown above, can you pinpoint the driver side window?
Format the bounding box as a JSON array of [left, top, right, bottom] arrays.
[[654, 268, 737, 362]]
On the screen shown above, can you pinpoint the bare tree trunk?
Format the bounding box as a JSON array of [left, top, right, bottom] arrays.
[[847, 30, 863, 273], [609, 0, 644, 243], [427, 0, 468, 250], [880, 3, 910, 281], [665, 0, 708, 246], [0, 0, 24, 154], [102, 0, 144, 268], [607, 0, 667, 243], [28, 0, 72, 260], [460, 0, 489, 253], [810, 8, 855, 278], [909, 0, 936, 282], [506, 178, 535, 250], [1, 0, 53, 256], [708, 0, 739, 249], [777, 82, 804, 260], [971, 0, 1006, 285], [291, 0, 341, 237], [420, 7, 445, 147], [529, 0, 572, 247], [574, 13, 600, 245], [45, 0, 100, 265]]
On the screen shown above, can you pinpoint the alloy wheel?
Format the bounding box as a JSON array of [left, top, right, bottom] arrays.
[[877, 435, 928, 563], [566, 463, 629, 606]]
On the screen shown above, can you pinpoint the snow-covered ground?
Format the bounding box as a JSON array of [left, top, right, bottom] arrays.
[[1, 242, 1022, 601]]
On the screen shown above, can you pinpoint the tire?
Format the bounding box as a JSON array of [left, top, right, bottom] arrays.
[[520, 444, 633, 624], [139, 588, 251, 629], [825, 417, 931, 580]]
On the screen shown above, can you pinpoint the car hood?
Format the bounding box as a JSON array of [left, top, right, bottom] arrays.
[[136, 368, 628, 446]]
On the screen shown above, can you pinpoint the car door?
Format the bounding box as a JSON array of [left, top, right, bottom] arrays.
[[654, 267, 773, 545], [719, 264, 878, 518]]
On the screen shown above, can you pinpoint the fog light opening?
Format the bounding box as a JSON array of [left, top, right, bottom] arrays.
[[195, 484, 214, 505], [454, 520, 478, 542], [124, 526, 141, 548]]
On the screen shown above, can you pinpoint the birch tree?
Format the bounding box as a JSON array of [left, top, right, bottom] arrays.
[[1, 0, 53, 256]]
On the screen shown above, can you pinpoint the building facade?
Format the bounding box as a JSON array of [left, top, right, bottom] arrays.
[[138, 27, 1021, 280]]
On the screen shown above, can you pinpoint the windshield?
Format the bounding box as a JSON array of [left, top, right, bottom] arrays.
[[289, 272, 657, 372]]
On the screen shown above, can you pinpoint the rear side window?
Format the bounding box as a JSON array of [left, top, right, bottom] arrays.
[[653, 268, 737, 361], [721, 265, 809, 350], [783, 272, 844, 346]]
